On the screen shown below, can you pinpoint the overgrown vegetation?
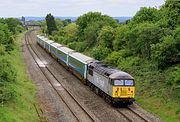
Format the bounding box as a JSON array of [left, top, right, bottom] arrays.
[[0, 18, 23, 103], [0, 18, 38, 121], [41, 0, 180, 121]]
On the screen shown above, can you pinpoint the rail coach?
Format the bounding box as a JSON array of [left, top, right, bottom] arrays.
[[36, 35, 135, 105]]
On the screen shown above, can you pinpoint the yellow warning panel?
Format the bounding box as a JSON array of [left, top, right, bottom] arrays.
[[112, 86, 135, 98]]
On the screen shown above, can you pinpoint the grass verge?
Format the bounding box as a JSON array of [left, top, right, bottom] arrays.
[[0, 33, 38, 122], [133, 64, 180, 122], [136, 96, 180, 122]]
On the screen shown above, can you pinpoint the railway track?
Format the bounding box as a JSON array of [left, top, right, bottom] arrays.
[[25, 31, 98, 122], [128, 106, 149, 122], [30, 33, 150, 122], [117, 107, 149, 122], [25, 30, 162, 122]]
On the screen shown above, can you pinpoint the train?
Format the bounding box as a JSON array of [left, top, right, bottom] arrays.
[[36, 35, 135, 105]]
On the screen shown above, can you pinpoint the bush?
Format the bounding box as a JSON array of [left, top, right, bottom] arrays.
[[0, 84, 15, 103], [53, 35, 59, 42], [151, 35, 180, 69], [105, 49, 132, 67], [105, 51, 122, 67], [98, 26, 114, 49], [49, 35, 54, 40], [166, 67, 180, 87], [59, 36, 68, 45], [118, 56, 141, 71], [128, 22, 165, 59], [0, 58, 16, 103], [91, 47, 111, 60], [68, 42, 87, 52], [113, 25, 130, 51], [0, 45, 6, 56], [6, 36, 15, 52]]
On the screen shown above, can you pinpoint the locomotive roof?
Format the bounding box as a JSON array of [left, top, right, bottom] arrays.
[[57, 46, 75, 54], [109, 71, 134, 80], [69, 52, 95, 64], [89, 61, 134, 79]]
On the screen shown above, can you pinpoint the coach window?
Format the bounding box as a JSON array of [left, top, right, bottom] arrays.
[[89, 69, 93, 76]]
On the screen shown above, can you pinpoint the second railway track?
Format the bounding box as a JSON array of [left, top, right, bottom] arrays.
[[25, 31, 98, 122]]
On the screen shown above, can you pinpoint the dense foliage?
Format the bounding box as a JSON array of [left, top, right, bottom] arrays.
[[42, 0, 180, 86], [0, 18, 24, 103], [42, 0, 180, 121]]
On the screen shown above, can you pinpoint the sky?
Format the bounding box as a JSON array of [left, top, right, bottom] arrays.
[[0, 0, 165, 17]]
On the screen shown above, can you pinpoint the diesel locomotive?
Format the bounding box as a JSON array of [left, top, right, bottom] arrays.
[[37, 35, 135, 105]]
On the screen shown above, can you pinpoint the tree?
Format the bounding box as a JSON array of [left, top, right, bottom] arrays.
[[76, 12, 118, 41], [98, 26, 114, 49], [45, 13, 58, 35], [113, 25, 130, 51], [5, 18, 21, 34], [55, 19, 64, 29], [127, 22, 170, 59], [91, 47, 111, 60], [63, 23, 78, 42], [151, 27, 180, 69], [62, 19, 71, 26], [163, 0, 180, 28], [130, 7, 158, 25], [83, 22, 100, 48]]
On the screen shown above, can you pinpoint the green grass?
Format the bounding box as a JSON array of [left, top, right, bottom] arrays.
[[0, 33, 38, 122], [133, 62, 180, 122], [136, 96, 180, 122]]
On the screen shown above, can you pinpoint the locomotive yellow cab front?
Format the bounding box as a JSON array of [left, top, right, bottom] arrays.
[[110, 72, 135, 103]]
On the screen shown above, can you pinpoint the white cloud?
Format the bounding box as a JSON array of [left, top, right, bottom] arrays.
[[0, 0, 165, 17]]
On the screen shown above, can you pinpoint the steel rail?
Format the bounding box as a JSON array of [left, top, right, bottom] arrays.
[[25, 31, 96, 122]]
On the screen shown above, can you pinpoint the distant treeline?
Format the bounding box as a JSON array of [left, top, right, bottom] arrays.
[[22, 16, 131, 23]]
